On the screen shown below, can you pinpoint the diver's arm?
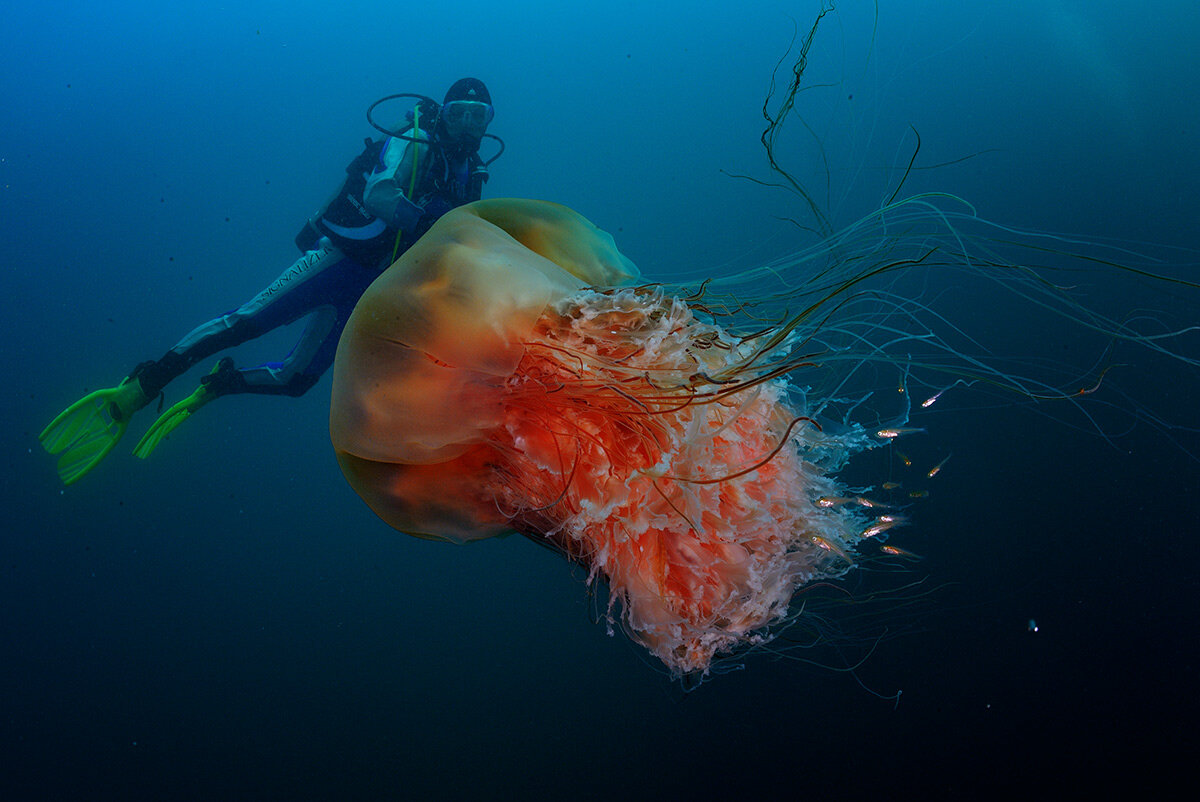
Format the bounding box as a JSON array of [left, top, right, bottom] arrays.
[[363, 132, 430, 232]]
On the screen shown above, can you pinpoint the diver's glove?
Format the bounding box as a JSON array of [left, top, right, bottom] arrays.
[[133, 357, 245, 459], [40, 367, 154, 485], [391, 195, 425, 232], [420, 197, 453, 225]]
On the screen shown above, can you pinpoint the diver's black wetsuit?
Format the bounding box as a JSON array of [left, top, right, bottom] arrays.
[[135, 129, 488, 400]]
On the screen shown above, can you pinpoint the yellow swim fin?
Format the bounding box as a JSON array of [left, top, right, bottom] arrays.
[[40, 376, 151, 485], [133, 358, 233, 459]]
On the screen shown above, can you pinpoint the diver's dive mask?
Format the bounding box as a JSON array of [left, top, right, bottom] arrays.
[[442, 100, 494, 127]]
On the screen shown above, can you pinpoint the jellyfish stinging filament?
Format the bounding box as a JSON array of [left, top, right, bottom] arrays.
[[330, 198, 881, 677]]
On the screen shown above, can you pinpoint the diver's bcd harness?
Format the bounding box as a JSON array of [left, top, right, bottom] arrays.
[[294, 92, 504, 266], [293, 137, 389, 261]]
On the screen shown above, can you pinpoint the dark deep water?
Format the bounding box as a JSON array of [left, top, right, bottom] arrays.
[[3, 1, 1198, 798]]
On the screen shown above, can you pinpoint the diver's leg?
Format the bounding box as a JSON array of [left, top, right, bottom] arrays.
[[43, 243, 362, 481], [222, 305, 339, 397], [204, 254, 382, 397], [135, 243, 350, 397], [133, 254, 380, 458]]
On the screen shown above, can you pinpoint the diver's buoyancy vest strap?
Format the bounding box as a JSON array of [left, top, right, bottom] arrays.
[[318, 138, 388, 237], [296, 138, 393, 257]]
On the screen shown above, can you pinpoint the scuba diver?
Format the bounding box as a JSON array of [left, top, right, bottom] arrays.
[[41, 77, 501, 485]]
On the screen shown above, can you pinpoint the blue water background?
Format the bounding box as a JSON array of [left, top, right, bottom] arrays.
[[3, 1, 1198, 797]]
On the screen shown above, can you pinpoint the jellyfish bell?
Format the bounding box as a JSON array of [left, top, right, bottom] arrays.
[[331, 199, 639, 542], [331, 197, 884, 676]]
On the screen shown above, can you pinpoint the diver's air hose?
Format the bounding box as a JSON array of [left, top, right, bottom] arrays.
[[409, 105, 421, 200], [390, 105, 424, 265]]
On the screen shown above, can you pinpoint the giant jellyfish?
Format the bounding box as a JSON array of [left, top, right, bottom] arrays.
[[329, 17, 1199, 681]]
